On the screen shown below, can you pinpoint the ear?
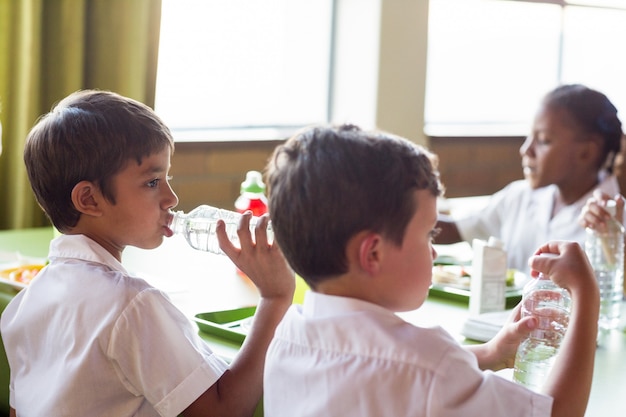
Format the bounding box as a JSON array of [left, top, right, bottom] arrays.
[[579, 133, 602, 165], [71, 181, 103, 217], [357, 232, 383, 275]]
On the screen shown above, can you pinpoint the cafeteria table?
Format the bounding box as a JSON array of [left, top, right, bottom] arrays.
[[0, 227, 625, 416]]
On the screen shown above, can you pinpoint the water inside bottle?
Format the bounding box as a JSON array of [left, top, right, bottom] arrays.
[[513, 339, 558, 392], [595, 268, 624, 329], [183, 217, 242, 254], [513, 283, 569, 392]]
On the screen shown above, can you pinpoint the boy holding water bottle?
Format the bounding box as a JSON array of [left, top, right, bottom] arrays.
[[1, 90, 294, 416], [263, 124, 599, 417]]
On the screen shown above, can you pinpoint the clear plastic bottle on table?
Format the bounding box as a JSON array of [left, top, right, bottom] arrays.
[[513, 272, 571, 392], [170, 205, 272, 255], [584, 199, 624, 330]]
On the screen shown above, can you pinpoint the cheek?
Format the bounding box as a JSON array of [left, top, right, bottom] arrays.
[[415, 245, 435, 278]]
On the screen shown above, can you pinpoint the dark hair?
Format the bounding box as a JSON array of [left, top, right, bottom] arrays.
[[265, 124, 443, 288], [24, 90, 174, 232], [543, 84, 624, 174]]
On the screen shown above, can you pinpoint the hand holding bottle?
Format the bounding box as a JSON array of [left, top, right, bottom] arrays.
[[512, 270, 571, 391], [581, 195, 625, 329], [579, 189, 625, 232], [528, 242, 597, 293], [216, 212, 294, 301], [526, 241, 599, 417], [466, 303, 538, 372]]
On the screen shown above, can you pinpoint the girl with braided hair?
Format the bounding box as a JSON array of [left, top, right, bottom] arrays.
[[437, 84, 624, 275]]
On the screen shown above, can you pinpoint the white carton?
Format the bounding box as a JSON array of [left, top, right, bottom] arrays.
[[470, 237, 507, 315]]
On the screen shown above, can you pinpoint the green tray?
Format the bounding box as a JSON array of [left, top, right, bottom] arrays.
[[428, 285, 522, 309], [194, 306, 256, 344]]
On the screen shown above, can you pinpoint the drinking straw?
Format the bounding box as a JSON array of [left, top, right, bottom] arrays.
[[600, 200, 618, 267]]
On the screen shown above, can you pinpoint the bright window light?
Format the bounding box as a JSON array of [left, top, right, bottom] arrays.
[[425, 0, 626, 136], [425, 0, 561, 136], [561, 5, 626, 117], [155, 0, 333, 140]]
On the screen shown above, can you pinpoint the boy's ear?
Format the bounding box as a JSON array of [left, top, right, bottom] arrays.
[[358, 232, 383, 275], [71, 181, 103, 216]]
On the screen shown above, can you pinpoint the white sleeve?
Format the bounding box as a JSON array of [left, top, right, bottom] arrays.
[[455, 182, 521, 243], [108, 288, 228, 417], [429, 345, 553, 417]]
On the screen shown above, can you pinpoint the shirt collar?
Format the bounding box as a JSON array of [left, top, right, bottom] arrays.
[[302, 291, 393, 320], [48, 234, 128, 275]]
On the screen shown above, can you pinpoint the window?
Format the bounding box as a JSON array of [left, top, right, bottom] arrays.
[[155, 0, 334, 141], [156, 0, 626, 141], [425, 0, 626, 136]]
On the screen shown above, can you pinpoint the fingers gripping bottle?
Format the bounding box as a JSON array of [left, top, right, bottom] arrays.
[[235, 171, 268, 217], [170, 205, 272, 255], [584, 199, 624, 330], [234, 171, 269, 278], [513, 273, 571, 392]]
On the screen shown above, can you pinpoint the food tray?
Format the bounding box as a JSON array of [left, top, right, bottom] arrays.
[[194, 306, 256, 344], [428, 284, 522, 308], [430, 259, 524, 308]]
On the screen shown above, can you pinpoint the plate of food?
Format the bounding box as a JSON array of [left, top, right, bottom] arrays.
[[0, 262, 46, 290], [430, 264, 525, 307]]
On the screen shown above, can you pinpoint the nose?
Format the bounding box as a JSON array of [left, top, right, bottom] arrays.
[[164, 183, 179, 210], [519, 135, 534, 158], [431, 245, 438, 260]]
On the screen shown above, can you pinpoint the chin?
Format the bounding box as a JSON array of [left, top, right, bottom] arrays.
[[524, 176, 542, 189], [137, 236, 165, 250]]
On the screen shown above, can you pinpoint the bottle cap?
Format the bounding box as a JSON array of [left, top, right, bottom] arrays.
[[240, 171, 266, 194], [605, 199, 617, 217]]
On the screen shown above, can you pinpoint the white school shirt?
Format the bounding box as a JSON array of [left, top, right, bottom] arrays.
[[0, 234, 228, 417], [264, 292, 552, 417], [456, 173, 620, 274]]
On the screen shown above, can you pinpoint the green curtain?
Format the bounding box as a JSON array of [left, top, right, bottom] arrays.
[[0, 0, 162, 230]]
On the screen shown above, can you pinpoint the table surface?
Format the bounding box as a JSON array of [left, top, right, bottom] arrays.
[[1, 227, 625, 416]]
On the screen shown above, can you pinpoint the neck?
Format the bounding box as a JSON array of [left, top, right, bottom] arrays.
[[554, 175, 600, 214]]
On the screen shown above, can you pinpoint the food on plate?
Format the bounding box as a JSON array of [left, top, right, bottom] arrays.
[[432, 265, 518, 288], [432, 265, 471, 287], [505, 269, 516, 287], [0, 264, 45, 285]]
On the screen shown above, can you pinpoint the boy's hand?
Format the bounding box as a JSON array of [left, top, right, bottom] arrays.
[[471, 304, 537, 371], [216, 212, 295, 301], [528, 241, 597, 295], [475, 240, 598, 372]]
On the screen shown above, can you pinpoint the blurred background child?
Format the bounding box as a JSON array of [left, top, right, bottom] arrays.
[[436, 84, 624, 274]]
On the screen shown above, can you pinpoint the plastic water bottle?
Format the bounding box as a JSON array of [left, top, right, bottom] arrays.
[[513, 273, 571, 392], [584, 199, 624, 330], [170, 205, 272, 255], [235, 171, 268, 217]]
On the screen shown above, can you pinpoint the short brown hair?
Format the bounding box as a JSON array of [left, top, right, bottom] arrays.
[[265, 124, 442, 288], [24, 90, 174, 232]]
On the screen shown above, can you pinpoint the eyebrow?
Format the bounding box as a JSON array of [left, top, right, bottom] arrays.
[[137, 161, 170, 175]]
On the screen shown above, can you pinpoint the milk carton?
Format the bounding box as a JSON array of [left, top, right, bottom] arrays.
[[470, 237, 507, 315]]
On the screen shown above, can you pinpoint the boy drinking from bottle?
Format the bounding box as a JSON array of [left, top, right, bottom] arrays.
[[1, 90, 294, 417]]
